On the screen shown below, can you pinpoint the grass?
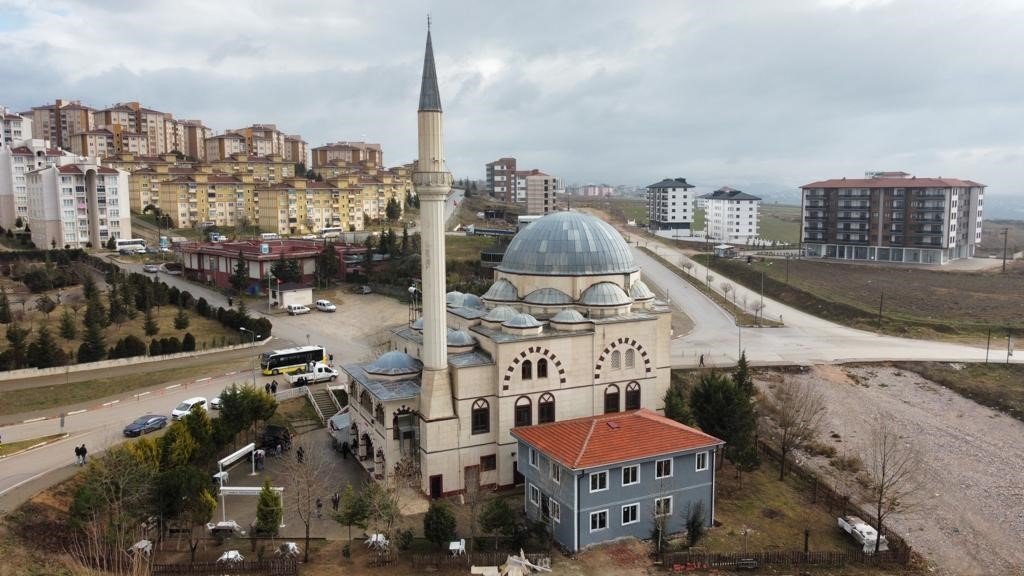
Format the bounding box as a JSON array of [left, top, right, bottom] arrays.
[[892, 362, 1024, 423], [0, 433, 67, 457], [0, 360, 248, 416], [978, 219, 1024, 257], [446, 234, 501, 263], [758, 204, 801, 244]]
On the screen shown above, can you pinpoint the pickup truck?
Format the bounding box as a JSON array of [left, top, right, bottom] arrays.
[[285, 362, 339, 386]]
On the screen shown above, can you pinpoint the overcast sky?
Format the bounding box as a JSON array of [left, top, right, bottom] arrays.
[[2, 0, 1023, 200]]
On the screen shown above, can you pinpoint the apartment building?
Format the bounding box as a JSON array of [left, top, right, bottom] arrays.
[[312, 142, 382, 169], [525, 170, 561, 215], [70, 129, 117, 157], [485, 157, 516, 201], [800, 173, 985, 264], [1, 106, 32, 144], [93, 102, 176, 156], [0, 138, 78, 229], [283, 135, 309, 166], [257, 180, 353, 235], [229, 124, 288, 158], [646, 178, 695, 238], [205, 134, 247, 161], [206, 153, 295, 186], [580, 184, 614, 197], [178, 120, 214, 161], [26, 161, 131, 249], [156, 172, 256, 229], [700, 187, 761, 243], [23, 100, 95, 150]]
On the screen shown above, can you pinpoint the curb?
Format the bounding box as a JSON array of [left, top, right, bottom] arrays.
[[0, 433, 71, 460]]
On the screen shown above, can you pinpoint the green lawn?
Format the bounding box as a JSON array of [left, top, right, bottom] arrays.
[[445, 235, 500, 263], [0, 434, 67, 457], [758, 204, 801, 244]]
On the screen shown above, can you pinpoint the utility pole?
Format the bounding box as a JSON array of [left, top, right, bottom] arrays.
[[759, 270, 765, 326], [876, 291, 884, 331], [986, 328, 992, 363], [1001, 227, 1009, 273]]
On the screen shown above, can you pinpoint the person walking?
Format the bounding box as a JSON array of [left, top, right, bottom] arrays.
[[270, 381, 278, 394], [265, 382, 271, 395], [80, 444, 88, 465], [297, 446, 305, 464], [699, 353, 705, 367], [74, 445, 82, 465], [315, 497, 323, 519], [331, 491, 340, 512], [341, 441, 349, 460]]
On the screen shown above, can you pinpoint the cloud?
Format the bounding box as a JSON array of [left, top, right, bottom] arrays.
[[1, 0, 1023, 197]]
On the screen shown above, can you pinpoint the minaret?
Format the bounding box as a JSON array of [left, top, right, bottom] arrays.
[[414, 25, 455, 420]]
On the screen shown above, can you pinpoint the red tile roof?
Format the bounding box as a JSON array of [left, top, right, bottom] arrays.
[[510, 409, 723, 470], [802, 178, 985, 189]]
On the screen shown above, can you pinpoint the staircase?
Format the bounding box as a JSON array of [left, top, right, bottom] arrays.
[[309, 386, 339, 424]]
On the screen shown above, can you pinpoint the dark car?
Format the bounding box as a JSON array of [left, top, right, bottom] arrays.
[[123, 414, 168, 437]]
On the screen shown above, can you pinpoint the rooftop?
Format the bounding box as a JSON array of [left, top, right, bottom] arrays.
[[802, 177, 985, 189], [699, 187, 761, 201], [648, 177, 694, 190], [511, 409, 723, 470]]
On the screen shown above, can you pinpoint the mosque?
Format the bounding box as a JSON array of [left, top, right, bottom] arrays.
[[341, 28, 672, 497]]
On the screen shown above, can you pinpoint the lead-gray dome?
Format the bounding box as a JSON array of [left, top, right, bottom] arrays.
[[365, 351, 423, 376], [550, 309, 589, 323], [447, 329, 477, 346], [629, 280, 655, 300], [482, 279, 518, 302], [523, 287, 573, 305], [580, 282, 632, 306], [498, 211, 638, 276], [503, 313, 542, 328], [411, 317, 424, 330], [461, 294, 485, 309], [483, 305, 518, 322], [446, 291, 465, 307]]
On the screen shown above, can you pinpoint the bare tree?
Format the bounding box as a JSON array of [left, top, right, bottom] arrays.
[[762, 380, 826, 480], [751, 302, 765, 325], [868, 419, 925, 553], [681, 261, 694, 276], [281, 439, 333, 562], [721, 283, 734, 304]]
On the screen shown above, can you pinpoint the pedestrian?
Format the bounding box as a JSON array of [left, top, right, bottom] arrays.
[[80, 444, 88, 465], [74, 445, 82, 465], [699, 353, 705, 367], [328, 353, 334, 364], [271, 381, 278, 394], [331, 491, 340, 512], [315, 497, 323, 519], [228, 296, 234, 307], [265, 382, 271, 394], [341, 441, 349, 460], [276, 443, 283, 457], [297, 446, 305, 464]]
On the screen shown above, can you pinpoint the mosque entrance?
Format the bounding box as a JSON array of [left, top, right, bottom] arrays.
[[429, 474, 443, 499]]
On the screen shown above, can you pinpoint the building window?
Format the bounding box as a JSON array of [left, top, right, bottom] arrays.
[[480, 455, 496, 471], [537, 358, 548, 378], [538, 393, 555, 423], [656, 458, 673, 479], [655, 496, 673, 517], [515, 396, 532, 427], [622, 464, 639, 486], [374, 403, 384, 423], [621, 503, 639, 526], [548, 499, 561, 523], [529, 484, 540, 505], [625, 382, 641, 410], [625, 349, 635, 368], [471, 399, 489, 434], [550, 463, 560, 484], [696, 451, 709, 472], [529, 448, 539, 468], [611, 350, 621, 369], [521, 359, 532, 380], [604, 385, 620, 414], [589, 510, 608, 532], [590, 471, 608, 493]]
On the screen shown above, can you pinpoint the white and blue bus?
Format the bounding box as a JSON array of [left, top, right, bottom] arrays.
[[260, 345, 326, 375], [114, 238, 147, 254]]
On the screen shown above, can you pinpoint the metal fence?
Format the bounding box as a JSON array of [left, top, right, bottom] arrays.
[[409, 551, 550, 569], [661, 548, 907, 571], [151, 559, 297, 576]]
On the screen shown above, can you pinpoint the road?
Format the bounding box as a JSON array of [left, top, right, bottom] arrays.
[[446, 187, 465, 228]]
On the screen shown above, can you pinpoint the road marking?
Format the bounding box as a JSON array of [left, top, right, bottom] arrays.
[[0, 462, 69, 496], [165, 384, 181, 390], [102, 400, 120, 407], [195, 377, 211, 383], [21, 417, 46, 424], [67, 409, 87, 415], [225, 371, 237, 376], [134, 391, 150, 398]]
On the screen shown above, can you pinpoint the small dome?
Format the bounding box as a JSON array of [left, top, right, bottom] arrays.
[[447, 329, 477, 347], [503, 313, 542, 328], [365, 351, 423, 376], [446, 291, 465, 307], [523, 287, 573, 305], [483, 305, 518, 322], [580, 282, 632, 307], [550, 309, 588, 324], [461, 294, 485, 309], [411, 317, 423, 330], [629, 280, 655, 301], [482, 279, 518, 302], [498, 211, 638, 276]]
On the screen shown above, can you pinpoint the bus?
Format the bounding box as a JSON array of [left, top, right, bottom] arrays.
[[114, 238, 147, 254], [260, 345, 326, 375], [320, 226, 344, 240]]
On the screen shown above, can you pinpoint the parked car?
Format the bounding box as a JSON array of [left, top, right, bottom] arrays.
[[145, 247, 159, 254], [286, 304, 311, 315], [142, 263, 160, 273], [355, 285, 372, 295], [314, 299, 336, 312], [171, 397, 207, 420], [210, 395, 222, 410], [123, 414, 168, 437]]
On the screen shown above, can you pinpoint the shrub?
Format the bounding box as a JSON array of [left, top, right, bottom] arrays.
[[395, 528, 414, 551], [829, 454, 863, 473], [806, 440, 838, 458], [182, 332, 196, 352], [423, 501, 457, 549], [149, 338, 162, 356]]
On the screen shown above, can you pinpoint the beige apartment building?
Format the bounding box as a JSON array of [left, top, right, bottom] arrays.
[[205, 134, 247, 161], [312, 141, 382, 169], [228, 124, 287, 158], [283, 135, 308, 166], [525, 170, 561, 215], [0, 138, 78, 229], [26, 161, 131, 249], [24, 100, 95, 150], [257, 179, 355, 235], [1, 106, 32, 144], [206, 153, 295, 185], [157, 172, 257, 229], [178, 120, 214, 160], [93, 102, 178, 156]]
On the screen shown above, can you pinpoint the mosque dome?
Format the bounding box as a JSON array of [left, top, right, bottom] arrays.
[[503, 313, 542, 328], [483, 305, 518, 323], [365, 351, 423, 376], [550, 309, 588, 324], [629, 280, 655, 301], [523, 287, 573, 306], [446, 291, 465, 307], [579, 282, 632, 307], [411, 317, 424, 330], [447, 329, 477, 347], [461, 294, 485, 309], [497, 211, 638, 276], [482, 279, 518, 302]]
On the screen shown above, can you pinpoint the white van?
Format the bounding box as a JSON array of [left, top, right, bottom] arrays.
[[260, 233, 281, 241], [286, 304, 311, 315], [171, 397, 207, 420]]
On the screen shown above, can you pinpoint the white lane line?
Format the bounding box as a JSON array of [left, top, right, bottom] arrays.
[[165, 384, 181, 390], [67, 409, 87, 415], [134, 391, 150, 398], [0, 464, 67, 496], [102, 400, 120, 407], [225, 371, 237, 376], [21, 417, 46, 424], [195, 377, 211, 383]]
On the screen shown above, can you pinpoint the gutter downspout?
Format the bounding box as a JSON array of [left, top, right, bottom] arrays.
[[574, 470, 582, 552]]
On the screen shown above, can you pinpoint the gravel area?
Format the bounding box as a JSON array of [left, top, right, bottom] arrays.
[[757, 365, 1024, 576]]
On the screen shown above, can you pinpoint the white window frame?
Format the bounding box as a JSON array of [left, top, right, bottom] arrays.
[[621, 503, 639, 526], [529, 448, 539, 469], [695, 451, 709, 472], [550, 463, 560, 484], [528, 484, 540, 506], [655, 496, 673, 517], [549, 499, 561, 523], [589, 509, 608, 532], [656, 458, 673, 479], [622, 464, 640, 486], [589, 470, 608, 493]]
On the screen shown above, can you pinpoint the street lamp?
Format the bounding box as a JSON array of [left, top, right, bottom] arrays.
[[240, 327, 261, 388]]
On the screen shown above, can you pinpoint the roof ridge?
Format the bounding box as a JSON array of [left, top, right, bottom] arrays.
[[572, 419, 598, 469]]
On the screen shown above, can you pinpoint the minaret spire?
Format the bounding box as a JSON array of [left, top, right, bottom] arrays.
[[419, 24, 443, 112]]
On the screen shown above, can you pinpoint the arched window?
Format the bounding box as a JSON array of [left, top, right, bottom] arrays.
[[611, 350, 621, 369], [375, 403, 385, 423], [538, 393, 555, 424], [471, 399, 490, 434], [537, 358, 548, 378], [522, 359, 533, 380], [604, 385, 620, 414], [360, 390, 372, 413], [514, 396, 532, 427], [625, 349, 635, 369], [625, 382, 641, 410]]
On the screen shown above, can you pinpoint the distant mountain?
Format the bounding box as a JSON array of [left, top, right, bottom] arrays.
[[737, 183, 801, 206], [982, 194, 1024, 221]]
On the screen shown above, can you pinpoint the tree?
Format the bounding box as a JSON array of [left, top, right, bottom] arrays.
[[733, 351, 754, 396], [335, 484, 369, 542], [5, 324, 31, 368], [255, 479, 283, 536], [34, 294, 57, 318], [229, 250, 249, 293], [271, 255, 301, 284], [174, 308, 190, 330], [363, 480, 400, 542], [690, 371, 757, 471], [143, 305, 159, 336], [105, 236, 117, 250], [762, 379, 826, 480], [282, 439, 332, 562], [385, 197, 401, 222], [868, 418, 925, 553], [14, 216, 23, 228], [59, 307, 77, 340], [685, 501, 706, 547], [478, 497, 515, 550], [184, 489, 217, 561], [77, 319, 107, 363], [107, 282, 128, 326], [315, 243, 340, 287], [28, 326, 66, 368], [423, 501, 457, 549], [0, 287, 11, 324], [149, 338, 162, 356], [182, 332, 196, 351], [663, 379, 695, 426], [400, 225, 409, 255]]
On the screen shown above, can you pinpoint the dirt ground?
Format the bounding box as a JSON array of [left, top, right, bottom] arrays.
[[756, 365, 1024, 576]]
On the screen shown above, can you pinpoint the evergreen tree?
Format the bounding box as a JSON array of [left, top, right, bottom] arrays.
[[689, 371, 758, 470], [149, 338, 162, 356], [59, 307, 77, 340], [81, 272, 98, 300], [385, 197, 401, 222], [77, 319, 107, 363], [5, 324, 31, 368], [401, 225, 409, 255], [143, 304, 159, 336], [28, 326, 65, 368], [174, 308, 190, 330], [423, 501, 457, 549], [315, 242, 340, 287], [105, 236, 117, 250], [182, 332, 196, 352], [108, 281, 128, 326], [254, 479, 282, 536], [0, 287, 12, 324], [664, 379, 695, 426], [83, 289, 107, 329], [229, 250, 249, 294], [733, 351, 754, 396]]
